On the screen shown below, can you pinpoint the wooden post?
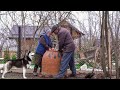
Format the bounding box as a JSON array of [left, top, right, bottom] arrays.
[[0, 47, 2, 57], [79, 35, 81, 51], [17, 26, 21, 59], [100, 11, 108, 78]]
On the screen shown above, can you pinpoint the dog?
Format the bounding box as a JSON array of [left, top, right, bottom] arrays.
[[0, 51, 34, 79]]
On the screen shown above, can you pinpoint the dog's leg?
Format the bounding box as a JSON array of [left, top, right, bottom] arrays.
[[27, 61, 31, 69], [23, 66, 27, 79], [0, 64, 4, 74], [2, 63, 9, 79], [0, 67, 3, 74], [1, 70, 3, 73]]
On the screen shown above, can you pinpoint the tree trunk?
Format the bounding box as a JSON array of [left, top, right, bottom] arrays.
[[108, 12, 120, 79], [100, 11, 108, 78], [104, 11, 112, 78], [108, 30, 112, 78]]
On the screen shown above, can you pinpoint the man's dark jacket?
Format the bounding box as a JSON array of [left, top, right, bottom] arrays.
[[58, 27, 75, 53]]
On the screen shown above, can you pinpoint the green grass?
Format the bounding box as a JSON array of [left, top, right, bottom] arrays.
[[75, 64, 81, 69], [0, 60, 5, 64], [75, 60, 94, 69]]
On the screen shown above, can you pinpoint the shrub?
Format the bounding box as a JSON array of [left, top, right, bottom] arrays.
[[4, 50, 10, 63], [85, 62, 94, 68], [79, 60, 85, 66], [11, 54, 17, 60], [0, 59, 5, 64], [75, 64, 81, 69]]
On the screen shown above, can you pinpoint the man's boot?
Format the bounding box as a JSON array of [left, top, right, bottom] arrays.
[[38, 72, 43, 77], [33, 67, 38, 76]]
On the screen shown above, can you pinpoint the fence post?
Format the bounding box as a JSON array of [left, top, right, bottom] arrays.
[[17, 26, 21, 59]]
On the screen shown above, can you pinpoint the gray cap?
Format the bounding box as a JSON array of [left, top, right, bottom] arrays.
[[51, 24, 59, 33]]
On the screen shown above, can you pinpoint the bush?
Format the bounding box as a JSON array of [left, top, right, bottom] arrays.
[[4, 51, 10, 63], [79, 60, 85, 66], [75, 61, 86, 69], [0, 59, 5, 64], [77, 61, 93, 69], [86, 63, 93, 68], [11, 54, 17, 60], [75, 64, 81, 69]]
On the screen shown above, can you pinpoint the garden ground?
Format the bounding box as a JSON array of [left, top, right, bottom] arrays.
[[0, 68, 117, 79]]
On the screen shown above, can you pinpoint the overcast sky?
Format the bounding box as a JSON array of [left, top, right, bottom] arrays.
[[0, 11, 89, 50], [0, 11, 89, 31], [72, 11, 88, 31]]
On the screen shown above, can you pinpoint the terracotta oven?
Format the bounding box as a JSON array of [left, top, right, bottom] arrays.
[[41, 49, 61, 76]]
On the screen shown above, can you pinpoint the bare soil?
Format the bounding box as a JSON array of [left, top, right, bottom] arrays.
[[0, 69, 116, 79]]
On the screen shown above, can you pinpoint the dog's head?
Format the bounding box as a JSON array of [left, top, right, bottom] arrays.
[[24, 51, 34, 63], [28, 51, 34, 61]]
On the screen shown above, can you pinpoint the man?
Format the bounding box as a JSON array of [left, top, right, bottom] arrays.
[[51, 24, 76, 79], [33, 29, 52, 76]]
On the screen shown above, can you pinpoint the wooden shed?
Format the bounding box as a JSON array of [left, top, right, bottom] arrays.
[[8, 20, 84, 58]]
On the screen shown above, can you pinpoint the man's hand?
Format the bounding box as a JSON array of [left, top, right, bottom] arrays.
[[49, 48, 52, 50], [58, 49, 63, 52], [58, 49, 63, 56], [49, 48, 55, 51]]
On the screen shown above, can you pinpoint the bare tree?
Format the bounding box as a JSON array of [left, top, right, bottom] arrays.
[[108, 11, 120, 79], [0, 11, 73, 58]]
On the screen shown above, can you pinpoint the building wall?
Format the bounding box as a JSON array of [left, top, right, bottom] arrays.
[[1, 39, 38, 59]]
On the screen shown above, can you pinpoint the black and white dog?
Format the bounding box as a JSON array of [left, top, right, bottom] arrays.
[[0, 51, 34, 79]]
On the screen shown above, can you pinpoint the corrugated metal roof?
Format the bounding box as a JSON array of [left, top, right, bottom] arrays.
[[9, 25, 51, 39], [9, 20, 85, 39]]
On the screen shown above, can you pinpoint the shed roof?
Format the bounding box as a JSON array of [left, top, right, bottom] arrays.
[[9, 20, 85, 39], [9, 25, 51, 39]]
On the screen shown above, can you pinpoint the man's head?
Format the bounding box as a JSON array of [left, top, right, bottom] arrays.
[[51, 24, 59, 35]]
